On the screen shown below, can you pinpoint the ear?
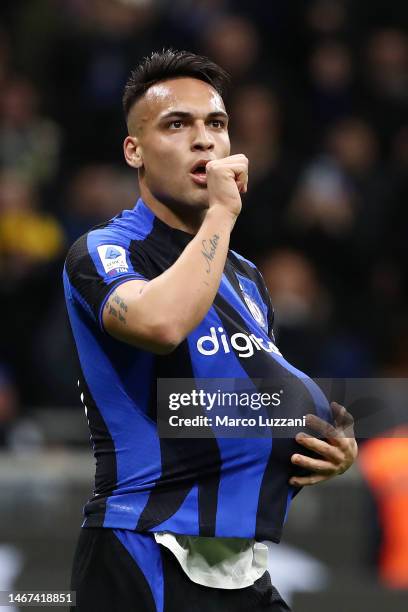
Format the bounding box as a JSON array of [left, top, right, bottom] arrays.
[[124, 136, 143, 169]]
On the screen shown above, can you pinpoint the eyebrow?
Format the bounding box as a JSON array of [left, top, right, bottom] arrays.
[[159, 110, 229, 122]]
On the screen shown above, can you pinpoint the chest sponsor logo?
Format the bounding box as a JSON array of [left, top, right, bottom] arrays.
[[97, 244, 129, 275], [197, 326, 282, 359]]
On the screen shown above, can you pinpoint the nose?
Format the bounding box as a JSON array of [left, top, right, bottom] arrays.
[[191, 120, 214, 151]]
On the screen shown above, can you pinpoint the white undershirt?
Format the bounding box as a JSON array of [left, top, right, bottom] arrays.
[[154, 532, 269, 589]]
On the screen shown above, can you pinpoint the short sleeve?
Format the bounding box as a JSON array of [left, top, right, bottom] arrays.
[[64, 230, 149, 329]]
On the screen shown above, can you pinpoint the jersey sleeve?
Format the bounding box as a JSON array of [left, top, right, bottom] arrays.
[[64, 230, 150, 330]]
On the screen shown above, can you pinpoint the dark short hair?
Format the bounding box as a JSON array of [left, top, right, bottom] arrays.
[[122, 49, 230, 120]]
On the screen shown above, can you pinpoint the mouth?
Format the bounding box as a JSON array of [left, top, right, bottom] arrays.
[[189, 160, 211, 186]]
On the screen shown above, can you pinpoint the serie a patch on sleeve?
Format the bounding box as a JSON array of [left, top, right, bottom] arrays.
[[97, 244, 129, 276]]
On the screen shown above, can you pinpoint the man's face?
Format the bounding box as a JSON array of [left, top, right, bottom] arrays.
[[125, 77, 231, 211]]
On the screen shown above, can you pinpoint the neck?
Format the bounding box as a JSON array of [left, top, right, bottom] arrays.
[[139, 183, 206, 234]]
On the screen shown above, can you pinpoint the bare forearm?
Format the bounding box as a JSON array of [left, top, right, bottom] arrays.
[[138, 206, 234, 342]]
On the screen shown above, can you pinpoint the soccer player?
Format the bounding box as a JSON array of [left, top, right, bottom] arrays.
[[63, 50, 357, 611]]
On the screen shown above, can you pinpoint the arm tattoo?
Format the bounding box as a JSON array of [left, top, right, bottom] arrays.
[[201, 234, 220, 274], [112, 291, 128, 312], [105, 290, 128, 325]]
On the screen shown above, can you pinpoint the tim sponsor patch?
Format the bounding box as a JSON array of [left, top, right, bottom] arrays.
[[97, 244, 129, 276]]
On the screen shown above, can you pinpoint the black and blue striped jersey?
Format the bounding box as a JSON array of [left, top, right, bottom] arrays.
[[63, 198, 331, 542]]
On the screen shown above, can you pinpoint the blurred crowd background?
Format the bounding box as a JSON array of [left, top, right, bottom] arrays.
[[0, 0, 408, 607], [2, 0, 408, 413]]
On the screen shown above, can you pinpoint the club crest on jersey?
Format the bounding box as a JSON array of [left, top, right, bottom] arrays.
[[97, 244, 129, 276], [242, 291, 266, 329]]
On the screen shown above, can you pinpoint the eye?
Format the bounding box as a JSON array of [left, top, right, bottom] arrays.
[[169, 120, 183, 129], [210, 119, 225, 128]]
